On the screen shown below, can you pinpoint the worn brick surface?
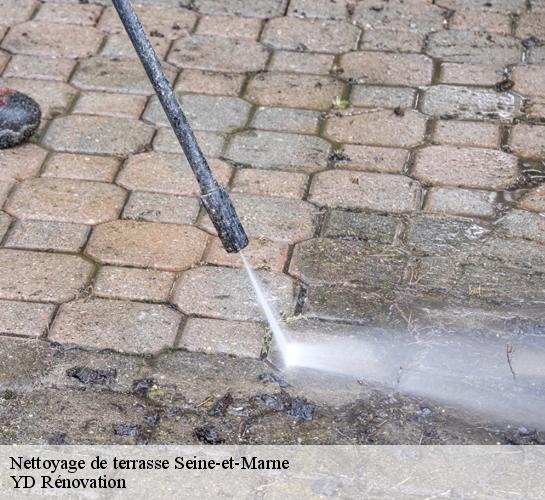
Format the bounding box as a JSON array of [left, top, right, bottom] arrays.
[[310, 171, 421, 213], [332, 145, 408, 174], [5, 220, 90, 252], [425, 188, 496, 218], [172, 266, 296, 321], [449, 10, 512, 34], [0, 144, 47, 182], [361, 30, 425, 53], [512, 65, 545, 100], [0, 300, 55, 337], [0, 249, 93, 303], [100, 33, 171, 60], [6, 178, 126, 224], [269, 51, 334, 74], [191, 0, 288, 18], [4, 55, 75, 82], [35, 3, 103, 25], [153, 128, 225, 157], [350, 86, 417, 109], [73, 92, 148, 119], [325, 109, 427, 148], [341, 52, 433, 86], [413, 146, 519, 189], [497, 209, 545, 244], [2, 22, 103, 59], [50, 298, 181, 354], [433, 120, 501, 149], [123, 192, 199, 225], [250, 107, 320, 134], [42, 154, 120, 183], [0, 0, 37, 24], [439, 63, 505, 86], [323, 211, 401, 243], [94, 266, 176, 303], [197, 15, 262, 40], [262, 17, 359, 54], [288, 0, 351, 19], [174, 69, 245, 96], [86, 220, 207, 271], [518, 184, 545, 212], [231, 169, 308, 199], [510, 123, 545, 158]]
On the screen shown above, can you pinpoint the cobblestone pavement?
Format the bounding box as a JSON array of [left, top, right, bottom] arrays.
[[1, 0, 545, 444]]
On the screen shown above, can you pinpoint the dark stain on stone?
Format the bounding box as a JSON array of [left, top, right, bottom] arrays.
[[289, 398, 315, 421], [259, 372, 289, 388], [495, 78, 514, 92], [113, 423, 141, 437], [66, 366, 117, 385], [132, 378, 156, 396], [194, 425, 224, 444], [208, 393, 233, 417]]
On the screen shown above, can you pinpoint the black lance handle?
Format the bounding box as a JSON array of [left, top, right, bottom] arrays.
[[111, 0, 249, 253]]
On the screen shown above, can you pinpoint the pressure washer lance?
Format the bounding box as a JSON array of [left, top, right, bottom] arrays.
[[112, 0, 248, 253]]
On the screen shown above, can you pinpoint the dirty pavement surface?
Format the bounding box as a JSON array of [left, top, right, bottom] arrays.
[[1, 0, 545, 444]]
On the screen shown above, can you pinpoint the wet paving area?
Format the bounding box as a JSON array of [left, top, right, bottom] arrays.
[[1, 0, 545, 444]]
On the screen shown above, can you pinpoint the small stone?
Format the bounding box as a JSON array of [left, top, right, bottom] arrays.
[[425, 187, 496, 218], [180, 318, 266, 358], [332, 145, 408, 173], [0, 88, 41, 149], [5, 220, 90, 252], [231, 169, 308, 199], [50, 298, 181, 354], [0, 300, 55, 337], [86, 220, 208, 271], [94, 266, 176, 302], [172, 266, 296, 321], [123, 192, 200, 225]]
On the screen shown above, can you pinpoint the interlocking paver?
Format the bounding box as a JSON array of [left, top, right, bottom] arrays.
[[0, 0, 37, 24], [361, 29, 425, 53], [174, 69, 245, 96], [4, 55, 75, 82], [5, 178, 127, 224], [5, 220, 90, 252], [449, 10, 511, 34], [350, 86, 417, 109], [0, 249, 93, 302], [245, 72, 343, 111], [73, 92, 148, 119], [0, 144, 47, 182], [433, 120, 501, 149], [518, 184, 545, 212], [516, 12, 545, 40], [268, 51, 335, 74], [413, 146, 519, 189], [225, 131, 330, 172], [94, 266, 176, 303], [153, 128, 226, 157], [34, 2, 103, 25], [509, 123, 545, 158], [439, 63, 505, 86], [332, 145, 408, 174], [424, 187, 496, 218], [288, 0, 351, 19], [42, 153, 121, 183], [117, 152, 232, 196], [250, 107, 320, 134], [325, 109, 427, 148], [2, 22, 103, 59], [262, 17, 359, 54], [86, 220, 208, 271], [43, 115, 154, 155], [123, 191, 200, 225], [197, 15, 262, 40], [497, 209, 545, 244], [231, 169, 308, 199], [100, 33, 171, 60], [323, 211, 401, 244], [309, 171, 421, 213], [340, 52, 433, 86], [0, 300, 55, 337], [172, 266, 296, 321], [50, 298, 181, 354], [512, 65, 545, 100]]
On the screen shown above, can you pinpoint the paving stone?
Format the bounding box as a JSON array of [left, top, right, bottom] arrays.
[[197, 15, 262, 40], [250, 107, 320, 134], [309, 171, 421, 213], [332, 145, 408, 174], [117, 152, 232, 196], [290, 238, 408, 287], [225, 131, 330, 173], [153, 128, 226, 157], [262, 17, 359, 54], [73, 92, 147, 119], [0, 182, 13, 207], [34, 2, 103, 25], [100, 33, 171, 60], [43, 115, 154, 155], [50, 298, 181, 354], [42, 153, 120, 183], [0, 300, 55, 337], [433, 120, 501, 148], [497, 209, 545, 244], [341, 52, 433, 86], [72, 58, 177, 95], [191, 0, 288, 17], [288, 0, 351, 19], [180, 318, 265, 359], [0, 77, 77, 120], [4, 55, 75, 82], [174, 69, 245, 96], [0, 0, 37, 24], [518, 184, 545, 212], [0, 249, 93, 302], [413, 146, 519, 189], [480, 236, 545, 271], [172, 266, 296, 321], [350, 86, 417, 109], [98, 5, 197, 39], [439, 62, 505, 86], [123, 192, 200, 225], [86, 220, 208, 271], [512, 65, 545, 100], [528, 46, 545, 64], [204, 236, 289, 272], [0, 144, 47, 182], [426, 31, 521, 65], [422, 85, 520, 120], [200, 194, 316, 243], [2, 22, 103, 59], [94, 266, 176, 303], [325, 109, 427, 148], [246, 73, 343, 111], [353, 0, 446, 31], [144, 94, 251, 132], [361, 29, 425, 53], [5, 178, 126, 225], [323, 211, 401, 244], [510, 123, 545, 158], [168, 34, 269, 73], [269, 51, 335, 74], [0, 212, 11, 240], [435, 0, 525, 14], [425, 187, 496, 218], [516, 12, 545, 40], [450, 10, 512, 34], [231, 169, 308, 199], [5, 220, 90, 252]]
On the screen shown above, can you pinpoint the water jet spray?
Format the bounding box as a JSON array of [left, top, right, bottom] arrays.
[[112, 0, 248, 253]]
